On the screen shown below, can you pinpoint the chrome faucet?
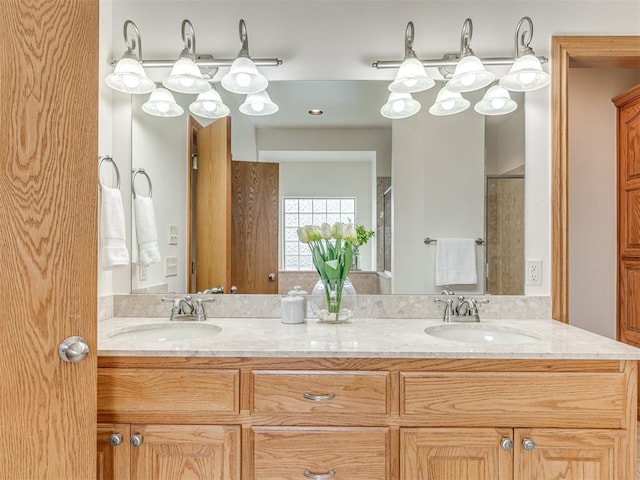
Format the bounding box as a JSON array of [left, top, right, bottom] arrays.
[[162, 295, 215, 321], [434, 294, 489, 322]]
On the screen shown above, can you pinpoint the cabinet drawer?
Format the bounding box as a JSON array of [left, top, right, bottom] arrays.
[[98, 369, 239, 420], [252, 370, 389, 414], [401, 371, 627, 428], [252, 427, 389, 479]]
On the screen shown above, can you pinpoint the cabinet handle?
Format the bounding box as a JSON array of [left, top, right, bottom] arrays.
[[500, 438, 513, 451], [303, 392, 336, 401], [522, 438, 536, 451], [109, 434, 123, 447], [303, 469, 335, 479], [130, 434, 143, 447]]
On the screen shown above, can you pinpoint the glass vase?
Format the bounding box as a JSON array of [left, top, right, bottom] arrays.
[[310, 277, 357, 323]]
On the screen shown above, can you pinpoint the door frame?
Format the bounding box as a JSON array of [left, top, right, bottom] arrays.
[[551, 36, 640, 322]]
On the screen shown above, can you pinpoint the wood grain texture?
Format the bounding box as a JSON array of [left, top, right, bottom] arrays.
[[187, 117, 202, 293], [98, 369, 239, 419], [97, 424, 131, 480], [401, 428, 513, 480], [0, 0, 98, 477], [252, 370, 389, 414], [196, 117, 232, 293], [252, 427, 390, 480], [131, 424, 240, 480], [401, 371, 626, 428], [515, 428, 626, 480], [552, 35, 640, 323], [231, 161, 279, 294]]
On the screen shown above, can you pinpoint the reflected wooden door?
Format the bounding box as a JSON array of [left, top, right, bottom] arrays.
[[194, 117, 232, 293], [0, 0, 98, 477], [231, 161, 279, 293]]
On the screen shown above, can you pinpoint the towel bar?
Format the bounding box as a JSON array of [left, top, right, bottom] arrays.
[[424, 237, 484, 245], [98, 155, 120, 189], [131, 168, 153, 198]]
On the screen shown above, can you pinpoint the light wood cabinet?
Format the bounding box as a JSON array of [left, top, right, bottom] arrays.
[[97, 356, 637, 480], [401, 427, 627, 480], [97, 423, 240, 480]]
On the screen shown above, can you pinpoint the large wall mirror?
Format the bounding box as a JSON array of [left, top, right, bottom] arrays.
[[129, 80, 526, 295]]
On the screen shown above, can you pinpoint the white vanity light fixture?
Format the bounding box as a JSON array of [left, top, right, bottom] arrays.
[[388, 22, 435, 94], [222, 20, 270, 94], [499, 17, 550, 92], [189, 88, 231, 119], [162, 20, 211, 94], [474, 84, 517, 116], [428, 85, 470, 116], [446, 19, 495, 93], [239, 90, 279, 116], [380, 92, 421, 119], [105, 20, 156, 94], [142, 88, 184, 117]]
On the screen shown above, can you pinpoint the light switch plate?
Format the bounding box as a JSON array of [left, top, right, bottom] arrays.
[[169, 225, 178, 245], [165, 256, 178, 277]]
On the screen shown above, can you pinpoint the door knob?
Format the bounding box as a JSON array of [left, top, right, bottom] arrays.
[[268, 273, 276, 281], [109, 434, 123, 447], [130, 435, 143, 447], [58, 336, 90, 363], [522, 438, 536, 451]]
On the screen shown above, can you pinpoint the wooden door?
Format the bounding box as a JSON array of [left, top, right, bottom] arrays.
[[130, 425, 240, 480], [401, 428, 513, 480], [515, 429, 627, 480], [615, 84, 640, 346], [0, 0, 98, 478], [98, 424, 131, 480], [194, 117, 232, 293], [231, 161, 279, 293]]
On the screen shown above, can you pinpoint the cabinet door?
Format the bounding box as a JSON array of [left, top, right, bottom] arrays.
[[131, 425, 240, 480], [401, 428, 513, 480], [97, 424, 130, 480], [515, 429, 627, 480]]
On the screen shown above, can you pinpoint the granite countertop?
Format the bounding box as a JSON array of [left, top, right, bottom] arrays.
[[98, 317, 640, 360]]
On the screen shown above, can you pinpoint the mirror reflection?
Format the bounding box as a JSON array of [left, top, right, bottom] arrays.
[[130, 80, 525, 296]]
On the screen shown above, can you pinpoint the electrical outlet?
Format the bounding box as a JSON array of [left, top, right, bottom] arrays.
[[526, 259, 542, 286], [165, 256, 178, 277], [169, 225, 178, 245], [138, 265, 147, 282]]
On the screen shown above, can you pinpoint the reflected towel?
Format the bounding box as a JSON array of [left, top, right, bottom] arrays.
[[133, 196, 161, 266], [100, 187, 129, 268], [435, 238, 478, 286]]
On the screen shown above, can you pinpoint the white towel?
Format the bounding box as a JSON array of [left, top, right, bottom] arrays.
[[133, 196, 161, 266], [100, 187, 129, 268], [435, 238, 478, 286]]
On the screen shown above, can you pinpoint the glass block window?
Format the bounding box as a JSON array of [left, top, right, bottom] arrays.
[[283, 197, 356, 271]]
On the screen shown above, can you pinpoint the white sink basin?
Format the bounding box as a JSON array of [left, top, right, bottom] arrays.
[[109, 322, 222, 342], [425, 324, 540, 345]]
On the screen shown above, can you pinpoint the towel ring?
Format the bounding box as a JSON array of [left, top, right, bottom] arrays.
[[98, 155, 120, 190], [131, 168, 153, 198]]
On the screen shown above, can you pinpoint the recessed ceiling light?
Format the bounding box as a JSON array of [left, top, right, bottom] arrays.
[[308, 109, 323, 116]]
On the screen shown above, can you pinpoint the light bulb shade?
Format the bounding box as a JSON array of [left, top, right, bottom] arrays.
[[221, 57, 268, 94], [105, 57, 156, 94], [142, 88, 184, 117], [162, 58, 211, 94], [474, 85, 517, 116], [499, 54, 550, 92], [189, 89, 231, 119], [239, 90, 279, 116], [388, 57, 435, 93], [428, 86, 470, 116], [447, 55, 495, 93], [380, 92, 421, 119]]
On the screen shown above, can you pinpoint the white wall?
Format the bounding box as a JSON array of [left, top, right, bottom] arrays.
[[568, 68, 640, 339], [100, 0, 640, 299], [393, 88, 485, 294]]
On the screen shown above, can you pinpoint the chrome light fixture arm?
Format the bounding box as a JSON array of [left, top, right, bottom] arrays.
[[237, 19, 250, 58], [121, 20, 143, 62], [459, 17, 474, 58], [514, 16, 535, 57], [180, 19, 197, 60], [404, 21, 417, 59]]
